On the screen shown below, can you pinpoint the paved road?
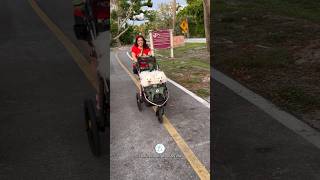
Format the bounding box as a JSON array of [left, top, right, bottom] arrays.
[[212, 69, 320, 179], [0, 1, 109, 179], [110, 49, 210, 179]]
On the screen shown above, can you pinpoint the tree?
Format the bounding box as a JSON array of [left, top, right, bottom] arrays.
[[158, 3, 174, 29], [176, 0, 209, 51], [111, 0, 153, 45], [177, 0, 204, 37], [141, 3, 175, 34]]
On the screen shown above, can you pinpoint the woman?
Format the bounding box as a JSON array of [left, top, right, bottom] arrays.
[[131, 35, 152, 74]]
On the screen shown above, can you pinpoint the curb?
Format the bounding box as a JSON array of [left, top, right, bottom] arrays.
[[212, 67, 320, 149]]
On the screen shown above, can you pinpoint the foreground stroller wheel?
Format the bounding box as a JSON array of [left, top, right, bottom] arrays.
[[84, 99, 101, 157], [136, 93, 142, 111], [99, 76, 109, 128], [156, 107, 164, 123]]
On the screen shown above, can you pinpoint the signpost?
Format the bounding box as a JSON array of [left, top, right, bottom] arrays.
[[149, 29, 174, 58]]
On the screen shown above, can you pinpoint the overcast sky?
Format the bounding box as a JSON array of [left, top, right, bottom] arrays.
[[152, 0, 187, 9], [128, 0, 187, 25]]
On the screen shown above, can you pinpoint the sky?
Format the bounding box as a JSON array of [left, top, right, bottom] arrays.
[[129, 0, 187, 25], [152, 0, 187, 10]]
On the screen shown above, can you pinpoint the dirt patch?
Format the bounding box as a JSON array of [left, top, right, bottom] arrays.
[[293, 39, 320, 64]]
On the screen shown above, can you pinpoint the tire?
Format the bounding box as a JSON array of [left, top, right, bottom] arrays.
[[145, 102, 153, 107], [136, 93, 142, 111], [142, 95, 152, 107], [99, 76, 109, 128], [156, 107, 164, 123], [84, 99, 101, 156]]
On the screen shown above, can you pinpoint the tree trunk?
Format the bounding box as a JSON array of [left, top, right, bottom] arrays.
[[116, 16, 121, 46], [203, 0, 210, 52], [113, 26, 130, 41]]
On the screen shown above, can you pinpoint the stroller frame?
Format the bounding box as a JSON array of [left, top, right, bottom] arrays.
[[135, 56, 169, 123]]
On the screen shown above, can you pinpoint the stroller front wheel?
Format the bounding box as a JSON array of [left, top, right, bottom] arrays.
[[156, 107, 164, 123], [136, 93, 142, 111]]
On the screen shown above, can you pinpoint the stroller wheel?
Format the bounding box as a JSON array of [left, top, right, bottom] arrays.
[[142, 94, 152, 107], [84, 99, 101, 157], [156, 107, 164, 123], [136, 93, 142, 111]]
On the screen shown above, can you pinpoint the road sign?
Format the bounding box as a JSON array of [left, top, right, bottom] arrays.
[[180, 19, 188, 33]]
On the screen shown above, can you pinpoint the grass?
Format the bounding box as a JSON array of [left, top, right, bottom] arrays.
[[158, 58, 209, 71], [213, 0, 320, 124], [155, 43, 210, 99], [215, 47, 293, 69], [157, 43, 206, 58], [273, 86, 320, 113], [214, 0, 320, 23], [196, 88, 210, 98]]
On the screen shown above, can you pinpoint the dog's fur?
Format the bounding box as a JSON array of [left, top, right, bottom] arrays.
[[139, 70, 167, 87]]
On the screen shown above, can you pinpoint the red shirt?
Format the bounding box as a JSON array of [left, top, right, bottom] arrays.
[[92, 1, 109, 20], [131, 45, 151, 58], [131, 45, 151, 68], [73, 7, 84, 17]]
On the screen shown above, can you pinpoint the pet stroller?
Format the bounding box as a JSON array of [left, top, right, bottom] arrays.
[[77, 0, 110, 157], [135, 56, 169, 123]]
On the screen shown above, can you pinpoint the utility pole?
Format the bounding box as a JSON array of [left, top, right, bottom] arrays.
[[203, 0, 210, 51], [186, 18, 190, 38], [172, 0, 176, 35]]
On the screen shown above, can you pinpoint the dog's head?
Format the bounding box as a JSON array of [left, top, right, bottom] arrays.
[[154, 71, 166, 83]]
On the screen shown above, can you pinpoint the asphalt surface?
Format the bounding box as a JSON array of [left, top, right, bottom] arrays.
[[212, 71, 320, 179], [110, 49, 210, 179], [0, 0, 209, 179], [0, 0, 109, 179]]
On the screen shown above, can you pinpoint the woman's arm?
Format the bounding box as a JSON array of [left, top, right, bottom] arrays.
[[131, 52, 137, 63]]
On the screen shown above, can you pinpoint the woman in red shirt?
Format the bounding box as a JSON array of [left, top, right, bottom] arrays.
[[131, 35, 152, 74]]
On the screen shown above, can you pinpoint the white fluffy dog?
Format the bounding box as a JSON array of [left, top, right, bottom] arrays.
[[139, 70, 167, 87], [152, 70, 167, 84], [139, 71, 152, 87]]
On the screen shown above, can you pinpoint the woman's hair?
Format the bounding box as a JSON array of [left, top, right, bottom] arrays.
[[134, 35, 149, 49]]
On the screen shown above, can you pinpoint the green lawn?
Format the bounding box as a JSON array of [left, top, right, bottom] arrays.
[[155, 43, 210, 98], [213, 0, 320, 123]]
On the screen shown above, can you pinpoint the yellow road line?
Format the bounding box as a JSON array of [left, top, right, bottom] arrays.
[[29, 0, 210, 179], [28, 0, 98, 92], [115, 52, 210, 180]]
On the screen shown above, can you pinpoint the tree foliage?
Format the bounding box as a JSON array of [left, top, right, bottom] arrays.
[[111, 0, 153, 45], [177, 0, 205, 37]]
